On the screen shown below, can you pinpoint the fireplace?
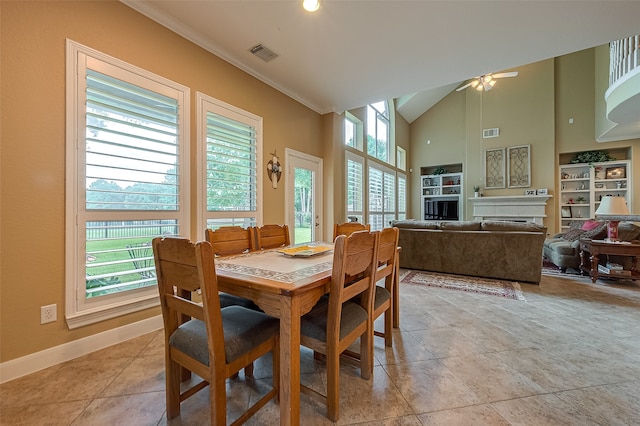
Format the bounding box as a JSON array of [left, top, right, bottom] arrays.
[[468, 195, 552, 225]]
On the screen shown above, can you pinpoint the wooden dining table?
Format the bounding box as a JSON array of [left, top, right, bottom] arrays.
[[214, 245, 334, 426]]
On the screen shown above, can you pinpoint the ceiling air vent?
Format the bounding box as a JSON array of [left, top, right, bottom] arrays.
[[482, 128, 500, 138], [249, 44, 278, 62]]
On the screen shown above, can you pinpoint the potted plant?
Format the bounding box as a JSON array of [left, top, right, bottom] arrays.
[[576, 196, 586, 204], [473, 185, 481, 197]]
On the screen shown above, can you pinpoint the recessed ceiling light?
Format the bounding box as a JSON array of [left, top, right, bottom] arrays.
[[302, 0, 320, 12]]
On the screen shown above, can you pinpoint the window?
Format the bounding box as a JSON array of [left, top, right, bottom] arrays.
[[368, 162, 396, 230], [344, 111, 363, 150], [345, 151, 364, 223], [65, 40, 190, 328], [196, 93, 262, 234], [397, 173, 407, 220], [367, 101, 390, 162], [397, 146, 407, 171]]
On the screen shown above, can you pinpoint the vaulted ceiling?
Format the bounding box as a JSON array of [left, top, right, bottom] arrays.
[[122, 1, 640, 124]]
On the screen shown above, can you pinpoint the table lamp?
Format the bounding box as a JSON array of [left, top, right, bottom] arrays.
[[594, 195, 630, 241]]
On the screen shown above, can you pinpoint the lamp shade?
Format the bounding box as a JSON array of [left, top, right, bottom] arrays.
[[595, 196, 630, 216]]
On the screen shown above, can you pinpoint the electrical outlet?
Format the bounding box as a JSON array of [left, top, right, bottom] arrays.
[[41, 304, 57, 324]]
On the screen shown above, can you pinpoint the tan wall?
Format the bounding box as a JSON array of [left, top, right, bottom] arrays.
[[410, 49, 640, 235], [555, 48, 640, 229], [0, 1, 323, 362]]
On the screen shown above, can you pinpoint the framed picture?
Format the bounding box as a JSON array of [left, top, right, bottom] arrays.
[[507, 144, 531, 188], [561, 206, 572, 218], [606, 167, 625, 179], [484, 148, 505, 189]]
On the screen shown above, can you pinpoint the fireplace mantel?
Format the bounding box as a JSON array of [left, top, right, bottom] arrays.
[[468, 195, 552, 225]]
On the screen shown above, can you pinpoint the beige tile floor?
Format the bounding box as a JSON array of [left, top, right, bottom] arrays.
[[3, 271, 640, 425]]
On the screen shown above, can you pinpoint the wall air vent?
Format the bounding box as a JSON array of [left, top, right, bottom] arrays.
[[482, 128, 500, 138], [249, 44, 278, 62]]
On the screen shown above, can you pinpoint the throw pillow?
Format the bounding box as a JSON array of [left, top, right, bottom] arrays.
[[617, 222, 640, 241], [562, 228, 585, 242], [581, 222, 608, 239], [582, 220, 602, 231]]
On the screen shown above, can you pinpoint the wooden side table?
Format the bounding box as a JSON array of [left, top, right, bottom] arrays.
[[579, 239, 640, 283]]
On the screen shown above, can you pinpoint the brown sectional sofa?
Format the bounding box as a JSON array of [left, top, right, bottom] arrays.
[[391, 220, 547, 283]]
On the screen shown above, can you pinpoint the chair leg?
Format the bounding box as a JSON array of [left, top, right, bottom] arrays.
[[244, 362, 254, 378], [360, 326, 373, 381], [211, 376, 227, 425], [166, 359, 182, 419], [326, 349, 340, 422], [384, 306, 393, 347], [393, 262, 400, 328]]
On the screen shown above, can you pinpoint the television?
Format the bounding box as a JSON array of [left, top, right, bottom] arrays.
[[424, 199, 459, 221]]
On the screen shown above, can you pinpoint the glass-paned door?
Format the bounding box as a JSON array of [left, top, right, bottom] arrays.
[[285, 149, 323, 244]]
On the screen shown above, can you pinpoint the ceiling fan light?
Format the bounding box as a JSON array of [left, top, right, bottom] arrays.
[[476, 84, 483, 91], [302, 0, 320, 12]]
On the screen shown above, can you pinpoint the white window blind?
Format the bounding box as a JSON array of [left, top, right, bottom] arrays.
[[368, 162, 396, 230], [85, 69, 180, 211], [397, 174, 407, 220], [346, 152, 364, 223]]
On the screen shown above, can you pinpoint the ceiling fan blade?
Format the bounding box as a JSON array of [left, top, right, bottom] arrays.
[[456, 81, 474, 91], [492, 71, 518, 79]]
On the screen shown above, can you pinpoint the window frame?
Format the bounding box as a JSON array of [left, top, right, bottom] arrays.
[[195, 92, 263, 239], [344, 111, 363, 151], [367, 101, 391, 163], [65, 40, 190, 328]]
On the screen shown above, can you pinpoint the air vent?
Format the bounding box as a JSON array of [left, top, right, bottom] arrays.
[[482, 128, 500, 138], [249, 44, 278, 62]]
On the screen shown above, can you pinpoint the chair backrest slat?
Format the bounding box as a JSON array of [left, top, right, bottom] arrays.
[[329, 230, 379, 329], [205, 226, 255, 256], [375, 227, 399, 285], [333, 222, 370, 242], [255, 224, 290, 250]]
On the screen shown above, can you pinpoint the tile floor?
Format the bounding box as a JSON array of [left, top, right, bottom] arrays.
[[2, 272, 640, 425]]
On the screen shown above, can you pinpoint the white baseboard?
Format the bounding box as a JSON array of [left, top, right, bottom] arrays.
[[0, 315, 163, 384]]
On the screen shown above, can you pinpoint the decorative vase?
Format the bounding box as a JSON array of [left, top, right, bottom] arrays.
[[474, 192, 479, 198]]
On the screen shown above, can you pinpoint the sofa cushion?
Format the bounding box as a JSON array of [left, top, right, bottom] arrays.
[[480, 221, 546, 232], [438, 221, 481, 231], [548, 240, 580, 255], [391, 220, 439, 230]]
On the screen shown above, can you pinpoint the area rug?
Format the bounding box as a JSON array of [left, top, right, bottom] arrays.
[[400, 270, 526, 301], [541, 259, 583, 278]]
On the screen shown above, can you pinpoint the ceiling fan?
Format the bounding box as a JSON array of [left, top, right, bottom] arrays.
[[456, 71, 519, 92]]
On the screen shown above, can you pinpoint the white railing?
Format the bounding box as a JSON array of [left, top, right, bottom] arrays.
[[609, 35, 640, 86]]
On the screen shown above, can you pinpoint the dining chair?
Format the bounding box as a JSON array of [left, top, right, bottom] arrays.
[[371, 226, 399, 346], [205, 226, 261, 311], [342, 227, 399, 376], [299, 230, 379, 421], [152, 236, 280, 425], [254, 224, 291, 250], [332, 222, 370, 241]]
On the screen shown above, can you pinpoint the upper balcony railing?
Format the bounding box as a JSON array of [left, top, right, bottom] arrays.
[[609, 35, 640, 86]]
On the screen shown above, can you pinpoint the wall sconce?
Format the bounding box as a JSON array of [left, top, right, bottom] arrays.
[[267, 150, 282, 189]]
